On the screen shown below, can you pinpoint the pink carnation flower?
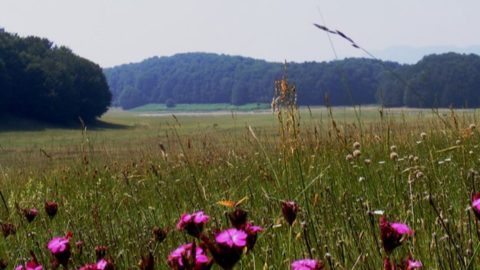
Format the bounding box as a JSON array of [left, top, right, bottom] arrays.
[[379, 216, 413, 253], [390, 223, 414, 236], [472, 193, 480, 220], [48, 236, 70, 254], [407, 259, 423, 269], [167, 243, 210, 269], [15, 254, 43, 270], [176, 211, 209, 237], [78, 259, 111, 270], [176, 211, 209, 229], [215, 228, 248, 248], [291, 259, 323, 270]]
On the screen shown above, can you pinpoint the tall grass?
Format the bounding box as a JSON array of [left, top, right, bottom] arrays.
[[0, 107, 479, 269]]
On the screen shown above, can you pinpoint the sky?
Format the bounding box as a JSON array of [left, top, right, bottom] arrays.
[[1, 0, 479, 67]]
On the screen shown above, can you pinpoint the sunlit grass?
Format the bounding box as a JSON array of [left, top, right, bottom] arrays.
[[1, 107, 480, 269]]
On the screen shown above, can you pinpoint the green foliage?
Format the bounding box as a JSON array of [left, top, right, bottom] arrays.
[[0, 31, 111, 123], [105, 52, 480, 109], [379, 53, 480, 108], [104, 53, 393, 109]]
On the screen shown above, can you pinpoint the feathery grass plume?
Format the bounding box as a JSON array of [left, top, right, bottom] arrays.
[[272, 62, 300, 152]]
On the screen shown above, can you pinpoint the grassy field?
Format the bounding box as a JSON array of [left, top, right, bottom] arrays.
[[1, 106, 480, 269]]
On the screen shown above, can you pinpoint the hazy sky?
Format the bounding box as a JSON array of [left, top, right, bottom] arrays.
[[1, 0, 479, 67]]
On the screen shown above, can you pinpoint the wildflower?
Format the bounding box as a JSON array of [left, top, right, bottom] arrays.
[[470, 124, 476, 130], [471, 193, 480, 220], [95, 245, 108, 260], [96, 259, 115, 270], [244, 223, 263, 251], [138, 252, 154, 270], [353, 149, 361, 158], [383, 257, 395, 270], [215, 228, 248, 248], [282, 201, 299, 226], [420, 132, 427, 140], [176, 211, 209, 238], [23, 208, 38, 223], [406, 259, 423, 269], [79, 259, 114, 270], [48, 233, 72, 268], [379, 216, 413, 254], [390, 152, 398, 161], [1, 223, 16, 238], [364, 159, 372, 165], [152, 226, 167, 243], [291, 259, 323, 270], [346, 154, 354, 162], [167, 243, 212, 270], [390, 145, 397, 152], [228, 208, 248, 229], [384, 256, 422, 270], [353, 142, 361, 150], [15, 253, 43, 270], [202, 228, 247, 269], [44, 201, 58, 218]]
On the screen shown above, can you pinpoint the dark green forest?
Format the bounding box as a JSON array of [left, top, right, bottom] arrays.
[[105, 52, 480, 109], [0, 32, 111, 124]]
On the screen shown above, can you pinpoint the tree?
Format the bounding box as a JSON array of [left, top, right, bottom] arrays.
[[0, 31, 111, 123]]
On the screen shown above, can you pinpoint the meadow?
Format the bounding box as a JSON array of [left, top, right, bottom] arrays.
[[1, 106, 480, 269]]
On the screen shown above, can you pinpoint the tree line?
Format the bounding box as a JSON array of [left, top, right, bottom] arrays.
[[104, 52, 480, 109], [0, 31, 111, 124]]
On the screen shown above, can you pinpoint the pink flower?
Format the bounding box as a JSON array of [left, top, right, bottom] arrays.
[[472, 193, 480, 220], [282, 201, 299, 226], [390, 223, 413, 236], [47, 236, 70, 254], [379, 216, 413, 253], [407, 259, 423, 269], [96, 259, 109, 270], [15, 253, 43, 270], [291, 259, 323, 270], [78, 264, 97, 270], [228, 208, 248, 228], [78, 259, 114, 270], [44, 201, 58, 218], [245, 223, 263, 251], [167, 243, 211, 270], [15, 264, 42, 270], [215, 228, 248, 248], [176, 211, 209, 237], [23, 208, 38, 223], [47, 233, 72, 268]]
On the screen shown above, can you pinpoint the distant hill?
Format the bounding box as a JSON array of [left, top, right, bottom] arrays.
[[373, 45, 480, 64], [104, 53, 395, 109], [104, 52, 480, 109]]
